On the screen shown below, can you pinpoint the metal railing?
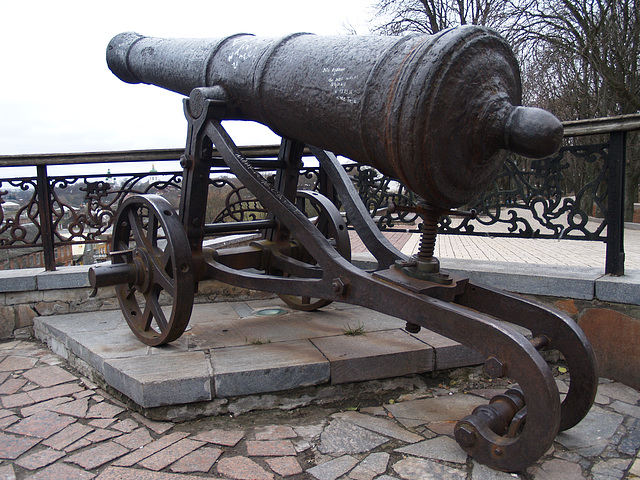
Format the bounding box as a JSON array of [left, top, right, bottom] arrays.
[[1, 115, 638, 275]]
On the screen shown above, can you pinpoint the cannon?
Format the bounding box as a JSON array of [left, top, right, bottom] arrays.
[[91, 27, 597, 472]]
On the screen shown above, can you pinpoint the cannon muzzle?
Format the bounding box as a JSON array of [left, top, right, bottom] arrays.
[[107, 27, 562, 209]]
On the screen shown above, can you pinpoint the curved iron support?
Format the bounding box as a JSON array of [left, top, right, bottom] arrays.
[[201, 118, 561, 472], [309, 147, 406, 270], [455, 284, 598, 431]]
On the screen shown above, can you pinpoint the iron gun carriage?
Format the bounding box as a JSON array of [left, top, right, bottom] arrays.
[[91, 26, 597, 472]]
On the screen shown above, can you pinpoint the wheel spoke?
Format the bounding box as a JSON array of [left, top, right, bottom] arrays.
[[148, 292, 168, 332], [129, 209, 150, 251], [148, 212, 159, 248], [153, 263, 175, 296]]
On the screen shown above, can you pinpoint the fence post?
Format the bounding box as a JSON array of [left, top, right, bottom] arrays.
[[605, 131, 626, 276], [36, 164, 56, 271]]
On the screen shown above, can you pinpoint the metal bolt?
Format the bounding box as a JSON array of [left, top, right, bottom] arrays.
[[484, 356, 506, 378], [494, 446, 504, 456], [331, 278, 348, 295], [455, 424, 477, 448], [405, 322, 421, 334], [180, 155, 193, 169]]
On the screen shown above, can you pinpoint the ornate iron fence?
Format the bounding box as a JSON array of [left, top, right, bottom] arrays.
[[1, 115, 638, 274]]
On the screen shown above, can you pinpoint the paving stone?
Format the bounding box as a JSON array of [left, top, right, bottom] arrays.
[[111, 431, 190, 467], [211, 340, 329, 397], [24, 462, 96, 480], [610, 400, 640, 419], [0, 413, 19, 428], [1, 392, 35, 409], [170, 446, 222, 473], [113, 427, 153, 449], [319, 419, 389, 454], [412, 329, 484, 371], [103, 351, 212, 408], [293, 439, 311, 453], [0, 432, 40, 459], [254, 425, 297, 440], [111, 419, 138, 433], [311, 329, 433, 383], [360, 406, 387, 417], [217, 455, 274, 480], [0, 408, 13, 419], [556, 406, 624, 456], [138, 438, 204, 471], [630, 457, 640, 477], [470, 460, 519, 479], [596, 382, 640, 405], [48, 398, 88, 418], [73, 389, 95, 400], [193, 428, 245, 446], [293, 422, 326, 440], [618, 418, 640, 455], [27, 383, 84, 403], [131, 412, 174, 434], [65, 440, 130, 470], [392, 457, 466, 480], [22, 365, 77, 387], [0, 464, 15, 480], [6, 411, 76, 439], [307, 455, 359, 480], [590, 458, 632, 480], [95, 466, 212, 479], [384, 394, 479, 428], [348, 452, 389, 480], [0, 378, 27, 395], [20, 397, 72, 417], [424, 422, 454, 437], [265, 456, 303, 477], [64, 438, 92, 452], [42, 422, 94, 450], [15, 447, 66, 470], [246, 440, 296, 456], [86, 402, 125, 419], [0, 356, 38, 372], [88, 419, 115, 429], [526, 458, 585, 480], [333, 411, 423, 443], [84, 428, 122, 443], [395, 436, 467, 464]]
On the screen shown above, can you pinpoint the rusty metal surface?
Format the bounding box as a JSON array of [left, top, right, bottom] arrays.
[[107, 27, 562, 210]]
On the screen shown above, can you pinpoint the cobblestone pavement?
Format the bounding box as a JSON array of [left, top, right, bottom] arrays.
[[1, 339, 639, 480]]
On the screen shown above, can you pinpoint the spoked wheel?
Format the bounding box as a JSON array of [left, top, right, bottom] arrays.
[[278, 190, 351, 311], [112, 194, 194, 346]]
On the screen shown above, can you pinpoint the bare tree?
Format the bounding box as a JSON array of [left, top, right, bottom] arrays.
[[511, 0, 639, 116], [511, 0, 640, 219], [370, 0, 512, 35]]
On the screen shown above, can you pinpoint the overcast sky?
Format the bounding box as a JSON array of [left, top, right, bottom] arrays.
[[0, 0, 375, 174]]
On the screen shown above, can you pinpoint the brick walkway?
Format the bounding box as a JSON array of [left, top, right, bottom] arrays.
[[350, 227, 640, 270], [1, 339, 639, 479]]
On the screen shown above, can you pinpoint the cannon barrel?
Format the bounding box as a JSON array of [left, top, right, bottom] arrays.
[[107, 27, 562, 209]]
